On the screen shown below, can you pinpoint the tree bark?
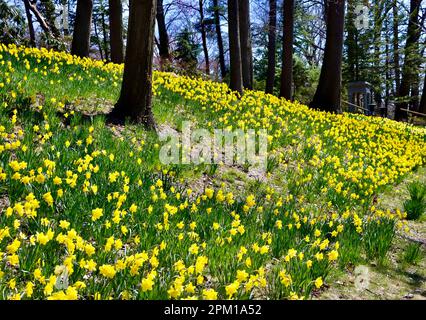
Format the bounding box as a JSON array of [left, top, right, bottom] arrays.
[[71, 0, 93, 58], [420, 74, 426, 114], [279, 0, 294, 100], [26, 0, 52, 36], [228, 0, 243, 95], [199, 0, 210, 75], [61, 0, 70, 36], [385, 17, 390, 116], [156, 0, 170, 66], [309, 0, 345, 112], [372, 0, 384, 111], [108, 0, 157, 129], [213, 0, 226, 79], [23, 0, 36, 47], [94, 16, 104, 60], [109, 0, 124, 64], [239, 0, 253, 89], [392, 0, 400, 96], [101, 11, 109, 61], [411, 78, 420, 111], [265, 0, 276, 94], [395, 0, 422, 121]]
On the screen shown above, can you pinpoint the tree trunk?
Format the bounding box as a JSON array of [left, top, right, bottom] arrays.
[[61, 0, 70, 36], [71, 0, 93, 58], [109, 0, 124, 64], [213, 0, 226, 79], [279, 0, 294, 100], [309, 0, 345, 112], [385, 17, 390, 116], [420, 74, 426, 114], [411, 79, 420, 111], [26, 0, 52, 36], [108, 0, 156, 129], [199, 0, 210, 75], [395, 0, 422, 121], [101, 11, 109, 61], [23, 0, 36, 47], [372, 0, 384, 111], [239, 0, 253, 89], [156, 0, 170, 66], [345, 2, 357, 82], [228, 0, 243, 95], [265, 0, 276, 94], [94, 16, 104, 60], [392, 0, 400, 96]]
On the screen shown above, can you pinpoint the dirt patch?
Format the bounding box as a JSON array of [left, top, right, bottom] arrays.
[[0, 194, 10, 212]]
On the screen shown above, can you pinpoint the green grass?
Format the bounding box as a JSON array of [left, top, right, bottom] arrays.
[[404, 181, 426, 220], [0, 44, 426, 300]]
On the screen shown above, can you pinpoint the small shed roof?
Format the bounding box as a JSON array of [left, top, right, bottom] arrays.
[[348, 81, 373, 89]]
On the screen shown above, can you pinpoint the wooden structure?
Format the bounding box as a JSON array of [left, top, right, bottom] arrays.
[[347, 81, 376, 115]]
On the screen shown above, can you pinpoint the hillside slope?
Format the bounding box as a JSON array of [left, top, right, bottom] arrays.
[[0, 44, 425, 300]]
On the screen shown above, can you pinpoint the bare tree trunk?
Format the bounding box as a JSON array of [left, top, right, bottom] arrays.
[[108, 0, 157, 129], [61, 0, 70, 36], [109, 0, 124, 64], [213, 0, 226, 78], [392, 0, 400, 95], [396, 0, 422, 120], [199, 0, 210, 75], [239, 0, 253, 89], [411, 80, 420, 111], [71, 0, 93, 58], [279, 0, 294, 100], [265, 0, 276, 94], [228, 0, 243, 95], [420, 73, 426, 114], [101, 10, 109, 61], [40, 0, 60, 37], [26, 0, 52, 36], [156, 0, 170, 66], [23, 0, 36, 47], [385, 17, 390, 116], [94, 16, 104, 60], [372, 1, 384, 111], [309, 0, 345, 112]]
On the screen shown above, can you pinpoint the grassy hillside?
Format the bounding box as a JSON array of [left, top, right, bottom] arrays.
[[0, 44, 425, 300]]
